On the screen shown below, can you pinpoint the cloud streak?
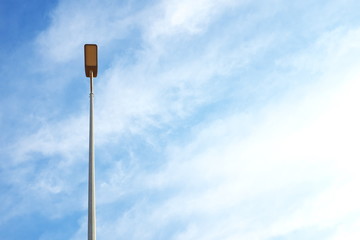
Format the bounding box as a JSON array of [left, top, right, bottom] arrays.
[[2, 0, 360, 239]]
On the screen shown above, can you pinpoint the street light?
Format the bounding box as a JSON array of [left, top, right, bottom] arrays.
[[85, 44, 98, 78], [84, 44, 98, 240]]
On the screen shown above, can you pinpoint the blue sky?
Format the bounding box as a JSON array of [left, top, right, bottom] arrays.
[[1, 0, 360, 239]]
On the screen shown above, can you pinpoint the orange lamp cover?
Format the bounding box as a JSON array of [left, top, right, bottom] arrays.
[[84, 44, 98, 77]]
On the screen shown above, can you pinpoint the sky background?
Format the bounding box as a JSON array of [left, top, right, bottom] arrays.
[[1, 0, 360, 239]]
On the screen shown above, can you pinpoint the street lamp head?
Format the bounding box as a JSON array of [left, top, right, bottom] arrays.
[[84, 44, 98, 78]]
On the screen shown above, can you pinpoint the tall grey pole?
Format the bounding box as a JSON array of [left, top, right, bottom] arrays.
[[88, 71, 96, 240]]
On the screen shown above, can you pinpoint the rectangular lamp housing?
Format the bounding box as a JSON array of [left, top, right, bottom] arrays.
[[84, 44, 98, 78]]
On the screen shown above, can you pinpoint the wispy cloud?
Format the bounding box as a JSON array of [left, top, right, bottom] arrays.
[[2, 0, 360, 239]]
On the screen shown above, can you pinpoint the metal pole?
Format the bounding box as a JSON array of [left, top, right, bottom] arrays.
[[88, 71, 96, 240]]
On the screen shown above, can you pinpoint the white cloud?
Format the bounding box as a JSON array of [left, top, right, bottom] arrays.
[[144, 0, 242, 39], [4, 0, 360, 239], [17, 0, 271, 162], [4, 0, 265, 227], [110, 73, 359, 240], [35, 0, 138, 63], [93, 24, 360, 239]]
